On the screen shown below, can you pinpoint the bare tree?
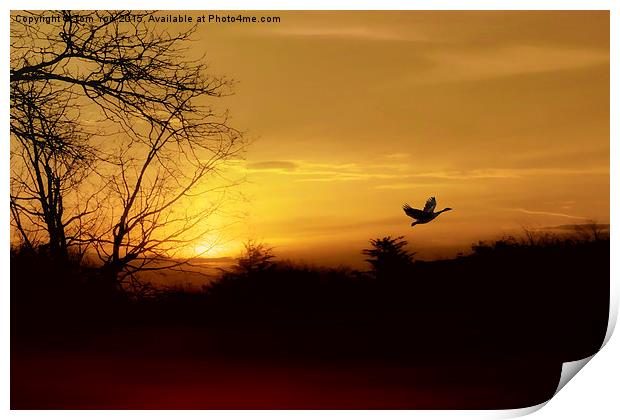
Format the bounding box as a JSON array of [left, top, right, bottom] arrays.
[[11, 11, 231, 129], [235, 240, 276, 275], [10, 78, 97, 260], [10, 11, 245, 289], [92, 99, 242, 291], [574, 220, 607, 242]]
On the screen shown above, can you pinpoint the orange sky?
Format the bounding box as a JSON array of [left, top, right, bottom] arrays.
[[18, 11, 608, 267], [180, 11, 608, 265]]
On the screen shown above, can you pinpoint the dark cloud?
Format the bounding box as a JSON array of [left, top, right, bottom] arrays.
[[246, 161, 298, 171], [542, 223, 610, 231]]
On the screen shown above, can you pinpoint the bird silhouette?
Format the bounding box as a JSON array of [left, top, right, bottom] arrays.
[[403, 196, 452, 226]]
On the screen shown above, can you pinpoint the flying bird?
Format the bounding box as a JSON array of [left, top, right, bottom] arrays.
[[403, 196, 452, 226]]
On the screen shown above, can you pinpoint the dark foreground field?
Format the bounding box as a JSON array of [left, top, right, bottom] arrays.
[[11, 236, 609, 409]]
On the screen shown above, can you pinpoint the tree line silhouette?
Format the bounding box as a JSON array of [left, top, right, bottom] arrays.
[[11, 226, 609, 408]]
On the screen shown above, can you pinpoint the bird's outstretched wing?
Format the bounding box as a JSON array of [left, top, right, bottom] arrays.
[[423, 196, 436, 213], [403, 203, 425, 219]]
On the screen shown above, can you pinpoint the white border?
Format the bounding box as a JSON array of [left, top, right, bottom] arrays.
[[2, 1, 617, 419]]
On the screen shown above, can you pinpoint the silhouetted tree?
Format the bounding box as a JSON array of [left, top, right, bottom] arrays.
[[235, 240, 276, 276], [10, 78, 98, 261], [10, 11, 245, 290], [90, 96, 242, 292], [574, 221, 607, 242], [362, 236, 415, 278]]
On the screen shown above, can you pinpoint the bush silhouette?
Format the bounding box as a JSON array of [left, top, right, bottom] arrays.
[[234, 240, 276, 276], [362, 236, 415, 279]]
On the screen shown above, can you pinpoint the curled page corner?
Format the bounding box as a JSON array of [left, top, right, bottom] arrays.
[[554, 355, 595, 396], [550, 293, 617, 398], [602, 289, 618, 348], [502, 401, 548, 418], [495, 354, 599, 418]]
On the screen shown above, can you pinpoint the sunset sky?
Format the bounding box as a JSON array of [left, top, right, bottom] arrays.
[[103, 12, 612, 265], [177, 11, 611, 265]]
